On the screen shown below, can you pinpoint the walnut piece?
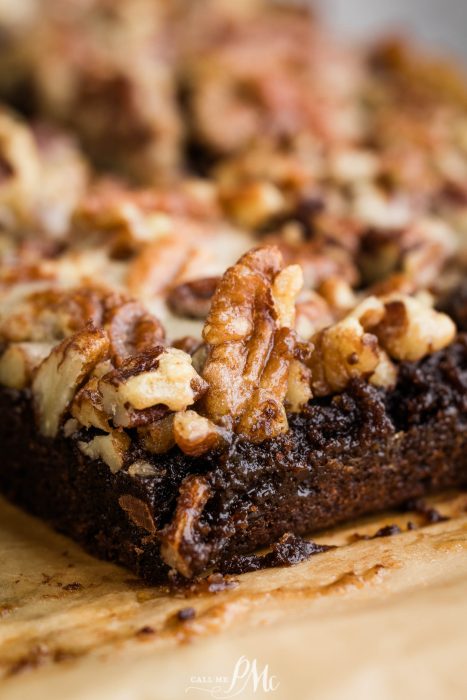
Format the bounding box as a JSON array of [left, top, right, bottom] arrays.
[[371, 294, 456, 361], [32, 327, 109, 437], [0, 341, 53, 389], [99, 347, 207, 428], [78, 430, 130, 474], [201, 246, 302, 441]]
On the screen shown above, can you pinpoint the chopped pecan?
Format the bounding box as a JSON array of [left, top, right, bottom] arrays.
[[159, 476, 211, 578], [308, 317, 382, 397], [201, 246, 302, 440], [370, 294, 457, 361], [70, 376, 111, 433], [295, 290, 335, 339], [99, 347, 207, 428], [359, 218, 457, 288], [318, 276, 357, 313], [72, 180, 174, 256], [272, 264, 303, 328], [286, 359, 312, 412], [126, 236, 193, 298], [104, 300, 165, 366], [138, 415, 176, 455], [0, 109, 41, 227], [0, 286, 109, 343], [32, 326, 109, 437], [173, 410, 226, 457], [220, 181, 286, 229], [78, 430, 130, 474], [167, 277, 220, 320], [0, 341, 53, 389]]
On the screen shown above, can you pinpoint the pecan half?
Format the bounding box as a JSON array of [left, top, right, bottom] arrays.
[[201, 246, 303, 441]]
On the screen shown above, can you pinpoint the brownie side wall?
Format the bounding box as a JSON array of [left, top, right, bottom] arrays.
[[0, 337, 466, 582]]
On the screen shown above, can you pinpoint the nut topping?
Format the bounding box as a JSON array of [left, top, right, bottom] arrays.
[[201, 246, 302, 440], [308, 316, 382, 397], [78, 430, 130, 474], [167, 277, 220, 319], [0, 287, 109, 343], [173, 410, 225, 457], [70, 376, 111, 433], [370, 294, 457, 361], [0, 341, 53, 389], [159, 475, 211, 578], [104, 300, 165, 366], [99, 347, 208, 428], [32, 326, 109, 437]]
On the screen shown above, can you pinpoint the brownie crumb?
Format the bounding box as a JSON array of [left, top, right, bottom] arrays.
[[219, 533, 333, 575], [136, 625, 155, 636], [372, 524, 402, 538], [401, 498, 450, 525], [169, 571, 238, 595]]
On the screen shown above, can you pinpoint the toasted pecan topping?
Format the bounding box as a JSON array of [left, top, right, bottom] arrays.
[[370, 294, 457, 361], [99, 347, 207, 428], [138, 414, 176, 455], [174, 410, 226, 457], [104, 300, 165, 366], [32, 326, 109, 437], [0, 287, 109, 343], [159, 475, 211, 578], [0, 110, 41, 226], [201, 245, 302, 441], [308, 316, 382, 397], [286, 359, 312, 413], [221, 181, 286, 229], [0, 341, 53, 390], [167, 277, 220, 320], [70, 376, 111, 433], [78, 430, 130, 474]]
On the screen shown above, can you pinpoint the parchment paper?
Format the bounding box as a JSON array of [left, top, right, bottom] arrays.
[[1, 491, 467, 699]]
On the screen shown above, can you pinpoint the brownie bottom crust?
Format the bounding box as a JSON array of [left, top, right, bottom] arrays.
[[0, 336, 466, 583]]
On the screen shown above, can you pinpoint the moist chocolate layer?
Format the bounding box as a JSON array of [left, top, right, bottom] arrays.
[[0, 336, 466, 583]]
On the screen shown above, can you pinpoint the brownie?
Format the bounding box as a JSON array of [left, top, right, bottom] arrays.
[[0, 2, 465, 585], [0, 336, 465, 583]]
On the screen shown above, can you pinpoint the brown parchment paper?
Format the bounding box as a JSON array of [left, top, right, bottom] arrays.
[[1, 491, 467, 700]]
